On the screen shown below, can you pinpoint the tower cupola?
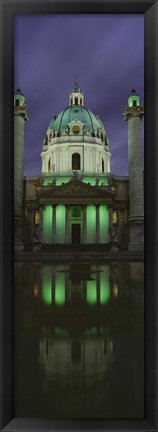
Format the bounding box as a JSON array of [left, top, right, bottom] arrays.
[[128, 89, 140, 107], [14, 88, 25, 107], [69, 79, 84, 107]]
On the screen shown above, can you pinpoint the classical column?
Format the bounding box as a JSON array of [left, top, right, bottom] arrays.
[[82, 205, 87, 244], [52, 205, 56, 243], [96, 205, 100, 244], [65, 205, 70, 244], [39, 206, 43, 243]]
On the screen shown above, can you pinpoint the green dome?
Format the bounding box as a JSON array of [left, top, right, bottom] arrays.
[[49, 105, 105, 134]]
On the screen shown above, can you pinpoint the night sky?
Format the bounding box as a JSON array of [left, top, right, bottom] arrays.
[[14, 14, 144, 177]]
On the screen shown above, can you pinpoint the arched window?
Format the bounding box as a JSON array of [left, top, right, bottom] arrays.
[[48, 158, 51, 172], [102, 158, 104, 173], [15, 99, 19, 107], [75, 97, 78, 105], [133, 100, 137, 107], [80, 98, 82, 106], [72, 153, 80, 170]]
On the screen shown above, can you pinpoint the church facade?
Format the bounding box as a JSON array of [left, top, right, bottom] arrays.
[[14, 81, 144, 252]]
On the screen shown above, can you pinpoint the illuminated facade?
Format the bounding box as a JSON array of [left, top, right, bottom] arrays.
[[14, 82, 144, 251]]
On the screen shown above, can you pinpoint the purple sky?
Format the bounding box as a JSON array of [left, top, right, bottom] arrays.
[[14, 14, 144, 177]]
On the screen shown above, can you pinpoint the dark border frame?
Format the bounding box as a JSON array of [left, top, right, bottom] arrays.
[[0, 1, 158, 431]]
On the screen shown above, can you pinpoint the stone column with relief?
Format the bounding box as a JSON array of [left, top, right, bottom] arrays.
[[123, 89, 144, 251], [14, 89, 29, 251]]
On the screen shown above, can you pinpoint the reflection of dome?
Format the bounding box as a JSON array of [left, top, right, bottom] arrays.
[[49, 106, 105, 136], [38, 333, 113, 417], [38, 334, 113, 379]]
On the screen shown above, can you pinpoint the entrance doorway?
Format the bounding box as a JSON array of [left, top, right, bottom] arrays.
[[72, 224, 81, 244]]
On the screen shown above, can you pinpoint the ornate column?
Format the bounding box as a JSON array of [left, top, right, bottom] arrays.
[[96, 204, 100, 244], [14, 89, 29, 251], [52, 205, 56, 244], [65, 205, 70, 244], [124, 90, 144, 250], [82, 205, 87, 244]]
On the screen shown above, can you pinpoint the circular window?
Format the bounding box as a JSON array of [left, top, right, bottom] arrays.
[[72, 125, 80, 134]]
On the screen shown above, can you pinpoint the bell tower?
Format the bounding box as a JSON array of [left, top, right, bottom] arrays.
[[124, 89, 144, 250], [14, 89, 29, 250]]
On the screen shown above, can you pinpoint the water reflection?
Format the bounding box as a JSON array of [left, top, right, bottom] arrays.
[[14, 262, 144, 418], [40, 264, 111, 306]]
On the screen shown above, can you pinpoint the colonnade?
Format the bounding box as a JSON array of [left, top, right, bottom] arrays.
[[38, 203, 110, 244]]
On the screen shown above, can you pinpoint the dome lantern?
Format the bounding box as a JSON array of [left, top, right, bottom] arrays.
[[69, 79, 84, 107]]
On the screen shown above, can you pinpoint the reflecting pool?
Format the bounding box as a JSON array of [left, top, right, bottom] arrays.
[[14, 262, 144, 418]]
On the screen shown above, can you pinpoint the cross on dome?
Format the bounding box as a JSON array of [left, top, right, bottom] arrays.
[[73, 77, 80, 93], [69, 78, 84, 106]]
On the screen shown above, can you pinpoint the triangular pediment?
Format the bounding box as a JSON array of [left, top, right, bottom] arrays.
[[39, 177, 113, 198]]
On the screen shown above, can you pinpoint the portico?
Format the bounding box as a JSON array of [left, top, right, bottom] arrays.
[[37, 177, 114, 246], [40, 203, 109, 245]]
